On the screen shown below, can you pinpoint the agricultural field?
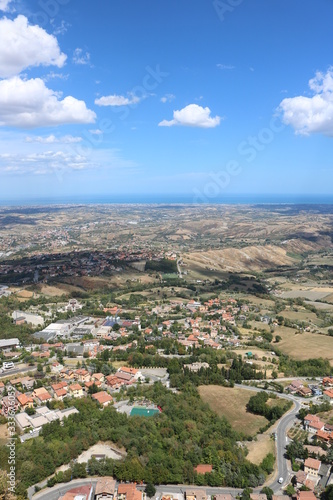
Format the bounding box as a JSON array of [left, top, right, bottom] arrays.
[[273, 326, 333, 365], [280, 287, 333, 301], [198, 385, 268, 436]]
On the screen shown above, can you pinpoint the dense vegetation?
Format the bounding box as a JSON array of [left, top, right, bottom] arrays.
[[247, 392, 292, 422], [145, 259, 178, 273], [0, 383, 270, 497]]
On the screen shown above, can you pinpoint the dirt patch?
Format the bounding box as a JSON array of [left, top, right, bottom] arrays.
[[246, 433, 275, 465], [198, 385, 268, 436]]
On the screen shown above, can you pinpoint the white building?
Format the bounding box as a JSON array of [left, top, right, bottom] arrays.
[[12, 310, 44, 327]]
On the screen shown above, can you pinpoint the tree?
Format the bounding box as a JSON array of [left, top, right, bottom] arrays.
[[285, 485, 296, 497], [145, 483, 156, 498], [322, 485, 333, 500], [260, 487, 274, 500]]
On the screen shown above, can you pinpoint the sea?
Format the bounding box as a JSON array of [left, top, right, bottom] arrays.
[[0, 193, 333, 207]]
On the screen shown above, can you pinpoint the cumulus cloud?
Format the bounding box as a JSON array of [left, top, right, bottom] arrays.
[[0, 0, 12, 11], [160, 93, 176, 103], [72, 48, 90, 65], [25, 135, 82, 144], [158, 104, 221, 128], [0, 15, 66, 78], [0, 77, 96, 128], [0, 146, 137, 176], [95, 93, 141, 107], [0, 150, 90, 175], [279, 68, 333, 137]]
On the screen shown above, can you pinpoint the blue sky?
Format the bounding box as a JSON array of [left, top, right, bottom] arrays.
[[0, 0, 332, 202]]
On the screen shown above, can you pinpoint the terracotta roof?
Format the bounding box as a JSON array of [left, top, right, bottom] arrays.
[[95, 476, 116, 495], [304, 458, 321, 470], [118, 483, 142, 500], [92, 391, 113, 405], [194, 464, 213, 474], [16, 394, 33, 406], [69, 384, 82, 391], [119, 366, 138, 375]]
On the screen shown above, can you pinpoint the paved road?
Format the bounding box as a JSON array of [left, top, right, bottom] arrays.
[[30, 479, 98, 500], [235, 384, 301, 492], [0, 365, 36, 379]]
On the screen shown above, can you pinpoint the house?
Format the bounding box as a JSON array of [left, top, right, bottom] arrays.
[[304, 414, 325, 433], [51, 362, 64, 373], [69, 384, 84, 398], [296, 491, 317, 500], [250, 495, 267, 500], [316, 429, 331, 443], [92, 391, 113, 407], [295, 470, 307, 488], [51, 381, 68, 394], [54, 388, 68, 401], [194, 464, 213, 474], [118, 367, 141, 379], [287, 380, 304, 393], [185, 490, 207, 500], [74, 369, 91, 383], [0, 382, 4, 394], [59, 484, 94, 500], [1, 395, 19, 416], [95, 477, 116, 500], [297, 387, 313, 398], [16, 394, 34, 410], [117, 483, 142, 500], [322, 377, 333, 387], [32, 387, 52, 404], [91, 373, 105, 383], [304, 458, 321, 478], [21, 377, 34, 391], [323, 389, 333, 403]]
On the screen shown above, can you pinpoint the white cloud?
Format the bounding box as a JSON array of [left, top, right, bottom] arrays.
[[158, 104, 221, 128], [89, 129, 103, 135], [0, 146, 137, 176], [25, 135, 82, 144], [279, 67, 333, 137], [160, 93, 176, 103], [52, 20, 70, 36], [0, 15, 66, 78], [43, 71, 69, 81], [72, 48, 91, 65], [95, 93, 141, 107], [0, 76, 96, 128], [0, 0, 12, 12], [217, 64, 235, 70]]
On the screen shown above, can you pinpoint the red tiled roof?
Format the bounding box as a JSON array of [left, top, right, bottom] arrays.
[[194, 464, 213, 474]]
